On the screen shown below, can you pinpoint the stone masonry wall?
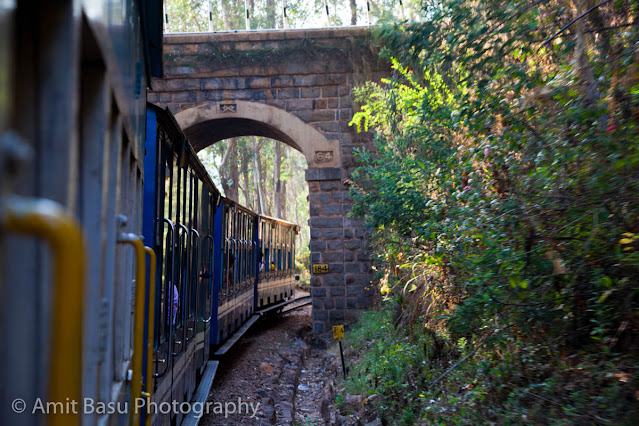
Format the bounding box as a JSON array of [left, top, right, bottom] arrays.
[[149, 28, 390, 334]]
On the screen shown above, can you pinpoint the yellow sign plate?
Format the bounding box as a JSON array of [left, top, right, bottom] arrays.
[[332, 325, 344, 340], [312, 263, 329, 274]]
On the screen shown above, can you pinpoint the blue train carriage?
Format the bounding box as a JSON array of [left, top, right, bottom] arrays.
[[1, 2, 162, 426], [210, 198, 259, 346], [257, 215, 299, 309], [143, 103, 220, 425]]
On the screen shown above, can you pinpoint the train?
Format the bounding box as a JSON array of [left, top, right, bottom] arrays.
[[144, 104, 299, 425], [0, 2, 299, 426]]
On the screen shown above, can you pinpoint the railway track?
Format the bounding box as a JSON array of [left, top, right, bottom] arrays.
[[183, 293, 312, 425]]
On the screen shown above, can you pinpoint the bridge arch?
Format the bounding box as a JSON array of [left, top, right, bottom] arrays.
[[175, 101, 340, 168]]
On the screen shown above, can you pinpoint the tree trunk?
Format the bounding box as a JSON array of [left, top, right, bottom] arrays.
[[240, 140, 252, 209], [257, 141, 269, 216], [267, 0, 276, 28], [273, 141, 282, 218], [350, 0, 357, 25], [280, 148, 287, 219], [252, 140, 266, 215], [220, 138, 239, 201], [220, 0, 232, 29]]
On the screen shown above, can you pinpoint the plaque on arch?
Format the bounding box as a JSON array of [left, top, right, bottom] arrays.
[[220, 103, 237, 113]]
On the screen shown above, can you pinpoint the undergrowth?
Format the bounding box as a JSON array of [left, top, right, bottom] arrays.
[[343, 292, 639, 425]]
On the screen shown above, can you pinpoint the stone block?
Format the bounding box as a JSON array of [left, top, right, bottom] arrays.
[[309, 217, 343, 228], [325, 73, 346, 85], [347, 285, 361, 296], [326, 252, 345, 262], [246, 77, 271, 88], [287, 99, 314, 111], [310, 240, 326, 251], [327, 98, 339, 108], [310, 253, 320, 263], [328, 240, 343, 251], [322, 204, 342, 216], [327, 263, 344, 273], [307, 181, 320, 192], [252, 89, 276, 101], [204, 91, 223, 101], [310, 228, 321, 240], [294, 109, 337, 122], [338, 85, 351, 96], [312, 298, 324, 309], [323, 275, 343, 286], [271, 76, 293, 88], [332, 191, 349, 203], [309, 192, 332, 205], [320, 181, 340, 191], [311, 276, 324, 286], [166, 66, 195, 76], [223, 77, 247, 89], [166, 78, 200, 91], [200, 78, 222, 90], [171, 92, 196, 103], [344, 252, 354, 262], [301, 87, 321, 98], [344, 239, 361, 250], [339, 96, 353, 108], [346, 298, 357, 309], [344, 263, 361, 274], [312, 99, 327, 110], [329, 310, 345, 321], [306, 167, 344, 181], [339, 109, 354, 122], [293, 75, 323, 86], [334, 297, 345, 309], [330, 287, 345, 297], [315, 122, 341, 133], [311, 287, 327, 297], [278, 88, 300, 99], [323, 298, 335, 309], [313, 310, 328, 321], [344, 217, 363, 228], [265, 99, 287, 109], [321, 86, 338, 97], [343, 228, 353, 239]]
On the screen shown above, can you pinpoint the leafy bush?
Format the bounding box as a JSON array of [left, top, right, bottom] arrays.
[[347, 0, 639, 423]]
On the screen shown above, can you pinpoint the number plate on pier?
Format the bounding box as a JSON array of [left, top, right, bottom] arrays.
[[312, 264, 329, 274]]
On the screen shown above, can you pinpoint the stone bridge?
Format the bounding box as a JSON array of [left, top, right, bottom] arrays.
[[148, 27, 391, 334]]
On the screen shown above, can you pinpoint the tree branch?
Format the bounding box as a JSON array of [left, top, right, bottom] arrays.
[[540, 0, 612, 49]]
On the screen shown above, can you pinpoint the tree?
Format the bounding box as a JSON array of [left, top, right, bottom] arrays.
[[347, 0, 639, 422]]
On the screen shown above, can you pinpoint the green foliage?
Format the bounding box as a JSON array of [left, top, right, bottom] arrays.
[[348, 0, 639, 422]]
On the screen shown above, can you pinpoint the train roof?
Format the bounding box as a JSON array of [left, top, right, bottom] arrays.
[[259, 214, 300, 231], [147, 103, 221, 203]]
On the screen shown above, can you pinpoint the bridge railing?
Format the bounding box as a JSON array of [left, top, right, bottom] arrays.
[[163, 0, 411, 34]]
